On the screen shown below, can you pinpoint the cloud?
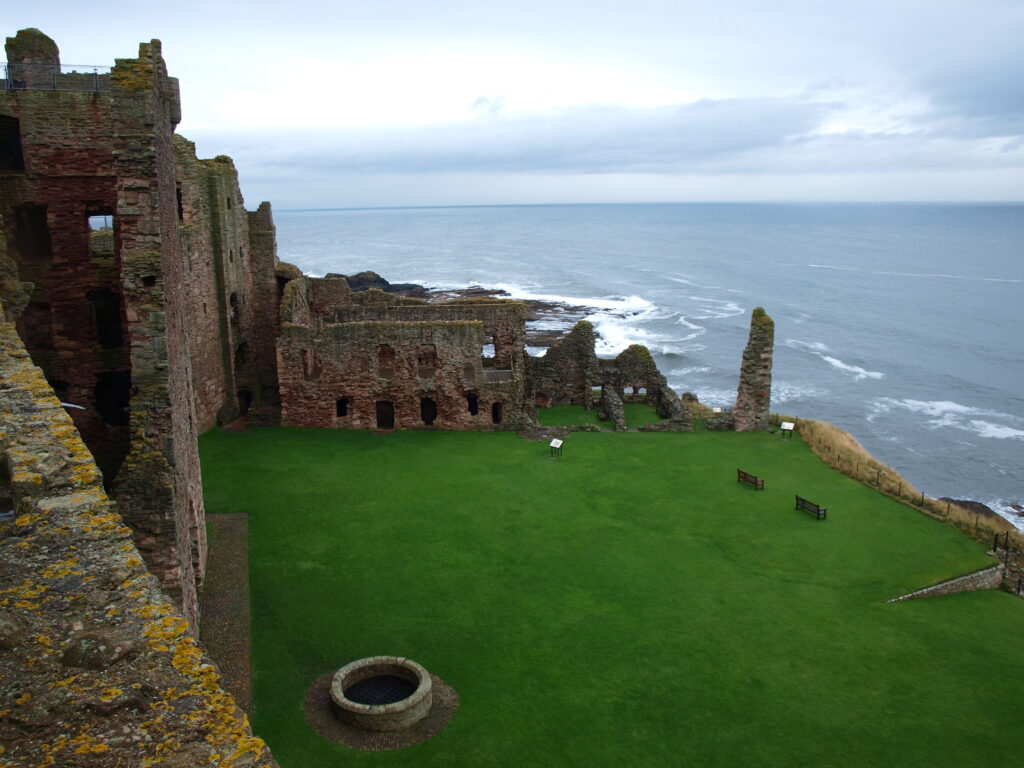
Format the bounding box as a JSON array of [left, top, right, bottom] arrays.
[[188, 89, 1024, 190]]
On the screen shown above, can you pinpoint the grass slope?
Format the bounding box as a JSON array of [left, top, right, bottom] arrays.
[[199, 428, 1023, 767]]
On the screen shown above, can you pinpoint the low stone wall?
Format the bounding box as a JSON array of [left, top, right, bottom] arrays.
[[0, 307, 275, 767], [887, 564, 1004, 603]]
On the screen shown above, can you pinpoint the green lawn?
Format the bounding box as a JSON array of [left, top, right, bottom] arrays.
[[199, 427, 1024, 767]]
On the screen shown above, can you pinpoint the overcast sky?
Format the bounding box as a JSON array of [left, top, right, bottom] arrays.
[[6, 1, 1024, 208]]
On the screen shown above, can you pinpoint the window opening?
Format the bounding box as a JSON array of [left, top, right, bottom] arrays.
[[301, 349, 322, 381], [229, 292, 240, 323], [14, 203, 52, 262], [335, 397, 350, 418], [176, 185, 184, 220], [466, 393, 479, 415], [417, 344, 437, 378], [0, 115, 25, 171], [378, 345, 396, 378], [87, 289, 125, 349], [491, 401, 503, 424]]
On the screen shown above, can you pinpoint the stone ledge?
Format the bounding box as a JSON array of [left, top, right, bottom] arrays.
[[0, 307, 275, 767]]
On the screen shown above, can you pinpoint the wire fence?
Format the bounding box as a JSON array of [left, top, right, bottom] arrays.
[[2, 62, 111, 93]]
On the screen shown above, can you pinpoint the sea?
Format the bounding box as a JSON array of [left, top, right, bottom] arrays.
[[272, 203, 1024, 530]]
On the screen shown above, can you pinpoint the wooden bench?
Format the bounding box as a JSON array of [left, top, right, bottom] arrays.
[[795, 495, 827, 520], [737, 469, 764, 490]]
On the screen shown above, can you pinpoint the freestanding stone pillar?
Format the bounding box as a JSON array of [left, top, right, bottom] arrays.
[[734, 307, 774, 432]]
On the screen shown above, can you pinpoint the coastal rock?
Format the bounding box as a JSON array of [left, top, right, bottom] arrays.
[[329, 270, 427, 297], [938, 498, 1002, 520]]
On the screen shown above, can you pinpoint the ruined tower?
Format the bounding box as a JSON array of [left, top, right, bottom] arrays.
[[0, 29, 282, 627], [734, 307, 774, 432]]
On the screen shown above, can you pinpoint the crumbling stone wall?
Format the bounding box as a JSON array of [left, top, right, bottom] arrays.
[[734, 307, 774, 432], [278, 278, 531, 430], [527, 320, 602, 408], [604, 345, 691, 431], [0, 299, 276, 768]]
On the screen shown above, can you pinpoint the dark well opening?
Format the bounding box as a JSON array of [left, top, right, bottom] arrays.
[[420, 397, 437, 426], [344, 675, 417, 706], [0, 115, 25, 171], [376, 401, 395, 430]]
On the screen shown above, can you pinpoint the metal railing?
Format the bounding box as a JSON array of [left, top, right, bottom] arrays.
[[2, 62, 111, 93]]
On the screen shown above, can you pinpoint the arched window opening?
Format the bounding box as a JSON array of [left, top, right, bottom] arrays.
[[466, 393, 479, 415], [491, 401, 504, 424], [336, 397, 350, 418], [420, 397, 438, 426]]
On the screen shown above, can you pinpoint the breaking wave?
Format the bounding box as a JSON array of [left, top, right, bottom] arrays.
[[868, 398, 1024, 440], [785, 340, 884, 381]]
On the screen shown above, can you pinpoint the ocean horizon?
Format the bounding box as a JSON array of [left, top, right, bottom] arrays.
[[271, 202, 1024, 530]]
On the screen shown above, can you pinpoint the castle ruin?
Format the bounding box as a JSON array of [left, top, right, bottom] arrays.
[[0, 28, 778, 767]]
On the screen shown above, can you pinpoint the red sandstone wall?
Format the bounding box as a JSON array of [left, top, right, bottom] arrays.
[[278, 279, 530, 430]]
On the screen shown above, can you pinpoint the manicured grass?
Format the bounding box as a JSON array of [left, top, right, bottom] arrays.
[[200, 428, 1024, 767], [537, 402, 663, 428]]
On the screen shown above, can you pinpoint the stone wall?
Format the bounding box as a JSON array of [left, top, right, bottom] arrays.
[[527, 320, 602, 409], [887, 564, 1004, 602], [606, 345, 691, 431], [0, 298, 276, 767], [734, 307, 774, 432], [279, 278, 532, 430]]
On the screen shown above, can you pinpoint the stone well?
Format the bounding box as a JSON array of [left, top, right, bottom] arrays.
[[329, 656, 433, 731]]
